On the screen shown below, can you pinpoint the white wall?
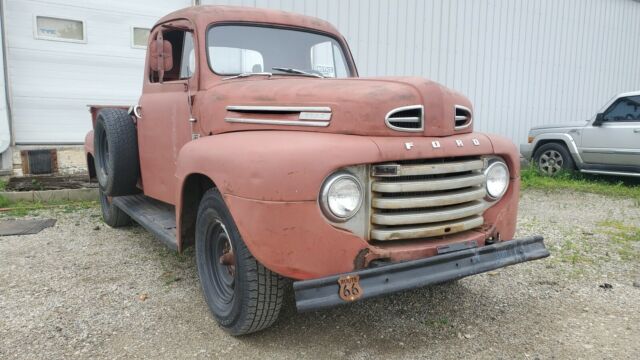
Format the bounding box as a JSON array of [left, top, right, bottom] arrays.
[[4, 0, 640, 144], [4, 0, 190, 144], [0, 11, 10, 154], [204, 0, 640, 143]]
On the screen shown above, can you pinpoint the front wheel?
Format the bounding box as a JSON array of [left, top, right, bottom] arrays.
[[195, 188, 285, 335], [533, 143, 575, 176]]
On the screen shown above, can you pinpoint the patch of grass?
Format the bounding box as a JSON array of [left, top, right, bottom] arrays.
[[0, 178, 7, 191], [556, 239, 593, 265], [596, 220, 640, 261], [520, 167, 640, 205], [0, 195, 11, 208], [423, 317, 449, 328], [0, 199, 97, 217]]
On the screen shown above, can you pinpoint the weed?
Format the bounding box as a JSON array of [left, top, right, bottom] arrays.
[[424, 317, 450, 327], [596, 220, 640, 262], [0, 195, 11, 208]]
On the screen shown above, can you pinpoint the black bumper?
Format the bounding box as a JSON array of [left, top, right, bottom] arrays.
[[293, 236, 549, 312]]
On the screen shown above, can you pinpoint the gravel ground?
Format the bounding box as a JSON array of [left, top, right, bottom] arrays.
[[1, 189, 639, 359]]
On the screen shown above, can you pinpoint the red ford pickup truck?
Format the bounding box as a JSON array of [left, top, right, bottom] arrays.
[[85, 5, 549, 335]]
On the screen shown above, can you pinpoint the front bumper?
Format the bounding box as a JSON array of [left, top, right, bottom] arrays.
[[293, 236, 549, 312], [520, 143, 533, 160]]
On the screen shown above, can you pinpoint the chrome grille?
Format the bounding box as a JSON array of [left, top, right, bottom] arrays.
[[370, 158, 487, 241], [385, 105, 424, 132]]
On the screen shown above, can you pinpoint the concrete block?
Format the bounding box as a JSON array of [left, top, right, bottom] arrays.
[[33, 189, 70, 202], [69, 188, 98, 201]]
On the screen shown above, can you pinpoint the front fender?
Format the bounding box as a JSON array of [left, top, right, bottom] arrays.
[[176, 131, 381, 201], [530, 133, 584, 167]]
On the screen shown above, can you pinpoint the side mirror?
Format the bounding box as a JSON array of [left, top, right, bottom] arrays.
[[149, 39, 173, 72], [593, 113, 605, 126]]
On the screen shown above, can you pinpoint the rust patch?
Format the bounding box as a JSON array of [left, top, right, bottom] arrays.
[[353, 248, 369, 269], [337, 274, 362, 302]]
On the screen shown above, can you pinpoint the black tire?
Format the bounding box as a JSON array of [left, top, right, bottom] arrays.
[[94, 108, 140, 196], [533, 142, 575, 176], [99, 189, 131, 227], [195, 188, 285, 335]]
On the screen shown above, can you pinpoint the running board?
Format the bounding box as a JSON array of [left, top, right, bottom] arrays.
[[112, 194, 178, 250], [580, 169, 640, 178]]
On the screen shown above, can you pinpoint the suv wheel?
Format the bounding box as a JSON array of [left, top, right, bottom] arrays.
[[533, 143, 575, 176], [195, 188, 285, 335]]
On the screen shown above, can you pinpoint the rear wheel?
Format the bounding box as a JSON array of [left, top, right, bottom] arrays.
[[195, 189, 285, 335], [99, 189, 130, 227], [533, 143, 575, 176]]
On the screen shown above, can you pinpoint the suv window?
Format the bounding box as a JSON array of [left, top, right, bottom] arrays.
[[150, 30, 194, 82], [603, 95, 640, 122]]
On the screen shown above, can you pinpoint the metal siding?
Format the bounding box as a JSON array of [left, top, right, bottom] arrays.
[[5, 0, 191, 144], [0, 13, 10, 152], [5, 0, 640, 144]]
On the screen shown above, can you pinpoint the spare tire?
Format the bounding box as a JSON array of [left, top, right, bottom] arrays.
[[94, 108, 140, 196]]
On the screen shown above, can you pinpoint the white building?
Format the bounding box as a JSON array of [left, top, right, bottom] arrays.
[[1, 0, 639, 175]]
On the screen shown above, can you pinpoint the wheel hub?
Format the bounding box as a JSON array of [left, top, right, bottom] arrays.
[[539, 149, 564, 175]]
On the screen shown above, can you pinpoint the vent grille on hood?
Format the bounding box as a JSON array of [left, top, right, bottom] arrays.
[[454, 105, 473, 129], [385, 105, 424, 132]]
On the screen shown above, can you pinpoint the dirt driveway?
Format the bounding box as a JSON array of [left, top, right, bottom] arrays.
[[1, 189, 639, 359]]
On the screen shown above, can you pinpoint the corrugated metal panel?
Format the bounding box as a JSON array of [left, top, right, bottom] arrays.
[[204, 0, 640, 144], [5, 0, 191, 144], [0, 12, 10, 152], [5, 0, 640, 144]]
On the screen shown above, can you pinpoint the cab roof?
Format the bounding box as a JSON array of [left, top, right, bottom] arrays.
[[156, 5, 341, 37]]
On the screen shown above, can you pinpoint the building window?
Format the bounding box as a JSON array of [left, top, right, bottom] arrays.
[[35, 16, 85, 43], [132, 27, 150, 48]]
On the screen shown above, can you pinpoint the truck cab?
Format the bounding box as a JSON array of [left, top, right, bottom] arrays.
[[85, 6, 548, 335]]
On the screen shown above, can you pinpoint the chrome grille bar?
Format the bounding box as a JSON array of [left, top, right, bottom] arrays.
[[370, 216, 484, 241], [372, 173, 484, 193], [372, 187, 486, 209]]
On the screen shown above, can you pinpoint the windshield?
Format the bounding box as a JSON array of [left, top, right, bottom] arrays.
[[207, 25, 352, 78]]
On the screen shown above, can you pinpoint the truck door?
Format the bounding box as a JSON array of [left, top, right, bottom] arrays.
[[580, 95, 640, 167], [137, 23, 197, 204]]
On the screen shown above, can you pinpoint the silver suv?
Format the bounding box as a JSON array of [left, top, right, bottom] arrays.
[[521, 91, 640, 177]]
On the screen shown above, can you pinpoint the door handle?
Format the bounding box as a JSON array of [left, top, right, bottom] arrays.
[[634, 129, 640, 133]]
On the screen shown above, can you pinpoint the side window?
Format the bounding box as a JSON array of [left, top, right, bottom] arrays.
[[604, 95, 640, 122], [179, 32, 195, 79], [150, 30, 194, 83]]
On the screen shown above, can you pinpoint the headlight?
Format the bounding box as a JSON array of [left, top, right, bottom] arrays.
[[484, 161, 509, 200], [319, 173, 363, 222]]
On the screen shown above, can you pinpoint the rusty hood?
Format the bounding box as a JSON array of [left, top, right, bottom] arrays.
[[196, 76, 474, 137]]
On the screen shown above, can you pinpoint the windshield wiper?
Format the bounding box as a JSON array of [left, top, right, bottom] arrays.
[[272, 67, 324, 78], [223, 72, 272, 80]]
